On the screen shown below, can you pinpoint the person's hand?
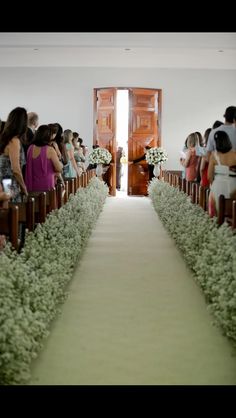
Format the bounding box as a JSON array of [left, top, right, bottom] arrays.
[[21, 186, 28, 198], [0, 191, 12, 201], [128, 161, 133, 165]]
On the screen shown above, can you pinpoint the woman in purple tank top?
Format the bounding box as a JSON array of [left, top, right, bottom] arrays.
[[25, 125, 63, 192]]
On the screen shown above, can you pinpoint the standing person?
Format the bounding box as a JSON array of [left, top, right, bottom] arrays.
[[54, 123, 69, 166], [180, 133, 199, 182], [180, 138, 188, 179], [206, 106, 236, 160], [22, 112, 39, 156], [76, 135, 86, 157], [21, 112, 39, 178], [0, 107, 28, 202], [208, 130, 236, 217], [120, 150, 128, 192], [73, 138, 86, 175], [62, 129, 80, 178], [25, 125, 63, 192], [116, 146, 123, 190], [200, 128, 211, 187], [132, 145, 154, 181], [48, 123, 62, 160]]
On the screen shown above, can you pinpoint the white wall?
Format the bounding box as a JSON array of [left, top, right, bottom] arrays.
[[0, 67, 236, 170]]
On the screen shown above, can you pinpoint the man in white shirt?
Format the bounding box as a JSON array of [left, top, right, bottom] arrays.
[[206, 106, 236, 160]]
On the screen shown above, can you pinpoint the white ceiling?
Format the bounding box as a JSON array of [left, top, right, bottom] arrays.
[[0, 32, 236, 69]]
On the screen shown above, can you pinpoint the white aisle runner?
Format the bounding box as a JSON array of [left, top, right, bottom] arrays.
[[30, 194, 236, 384]]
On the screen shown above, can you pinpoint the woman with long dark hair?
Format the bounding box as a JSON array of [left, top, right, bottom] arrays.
[[25, 125, 63, 192], [0, 107, 28, 202]]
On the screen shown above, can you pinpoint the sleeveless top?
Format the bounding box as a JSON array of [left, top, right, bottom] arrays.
[[185, 148, 199, 182], [210, 151, 236, 210], [0, 141, 25, 203], [25, 145, 55, 192], [63, 143, 77, 178]]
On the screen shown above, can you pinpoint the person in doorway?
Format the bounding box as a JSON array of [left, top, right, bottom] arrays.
[[116, 146, 123, 190], [132, 145, 154, 181]]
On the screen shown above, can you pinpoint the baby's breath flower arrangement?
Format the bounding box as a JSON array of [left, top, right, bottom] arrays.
[[89, 147, 112, 164], [148, 178, 236, 345], [0, 177, 108, 384], [145, 147, 168, 165]]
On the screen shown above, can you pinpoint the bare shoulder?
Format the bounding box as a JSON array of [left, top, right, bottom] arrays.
[[47, 145, 56, 158], [9, 136, 20, 146]]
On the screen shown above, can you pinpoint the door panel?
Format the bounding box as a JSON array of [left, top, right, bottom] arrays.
[[94, 88, 116, 196], [128, 88, 161, 195]]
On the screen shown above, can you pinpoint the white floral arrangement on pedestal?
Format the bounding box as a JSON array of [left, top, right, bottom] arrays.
[[145, 147, 168, 165], [88, 147, 112, 164]]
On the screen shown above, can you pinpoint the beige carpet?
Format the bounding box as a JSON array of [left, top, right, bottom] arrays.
[[30, 193, 236, 385]]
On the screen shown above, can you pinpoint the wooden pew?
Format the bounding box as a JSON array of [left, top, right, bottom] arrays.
[[9, 197, 35, 232], [9, 197, 35, 249], [218, 195, 236, 228], [29, 192, 47, 224], [46, 188, 57, 213], [0, 205, 19, 250], [181, 178, 186, 193], [199, 186, 209, 211], [64, 178, 76, 195], [81, 172, 86, 187], [186, 180, 192, 196], [56, 183, 65, 209]]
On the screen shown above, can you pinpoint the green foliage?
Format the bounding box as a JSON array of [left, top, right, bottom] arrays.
[[148, 179, 236, 344], [0, 178, 108, 384]]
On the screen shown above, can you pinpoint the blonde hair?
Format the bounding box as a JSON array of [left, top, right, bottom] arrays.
[[186, 133, 197, 148], [63, 129, 73, 143]]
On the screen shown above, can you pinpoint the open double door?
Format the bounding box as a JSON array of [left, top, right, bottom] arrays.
[[94, 87, 162, 196]]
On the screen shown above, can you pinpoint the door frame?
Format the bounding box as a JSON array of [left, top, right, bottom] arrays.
[[93, 87, 162, 194]]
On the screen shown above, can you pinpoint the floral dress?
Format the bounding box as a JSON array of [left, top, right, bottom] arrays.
[[0, 144, 26, 203]]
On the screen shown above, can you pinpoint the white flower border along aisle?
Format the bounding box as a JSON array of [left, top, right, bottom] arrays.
[[148, 179, 236, 345], [0, 177, 108, 385]]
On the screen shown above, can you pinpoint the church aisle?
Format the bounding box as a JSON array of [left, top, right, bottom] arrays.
[[30, 194, 236, 384]]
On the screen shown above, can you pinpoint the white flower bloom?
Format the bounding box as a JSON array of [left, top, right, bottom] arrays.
[[88, 148, 112, 164], [145, 147, 168, 165]]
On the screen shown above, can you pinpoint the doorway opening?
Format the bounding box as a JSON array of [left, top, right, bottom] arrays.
[[116, 89, 129, 193], [94, 87, 161, 196]]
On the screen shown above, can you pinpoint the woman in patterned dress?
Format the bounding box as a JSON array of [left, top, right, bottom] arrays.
[[0, 107, 28, 203]]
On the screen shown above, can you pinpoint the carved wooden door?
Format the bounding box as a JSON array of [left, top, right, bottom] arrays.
[[94, 88, 117, 196], [128, 88, 161, 195]]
